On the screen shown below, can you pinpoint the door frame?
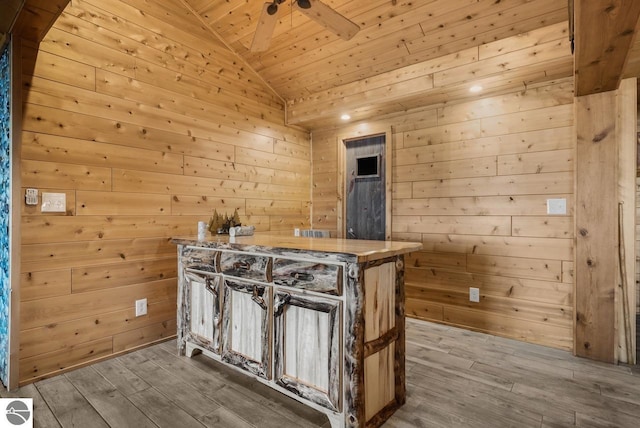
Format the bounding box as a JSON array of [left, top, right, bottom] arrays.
[[337, 126, 392, 240]]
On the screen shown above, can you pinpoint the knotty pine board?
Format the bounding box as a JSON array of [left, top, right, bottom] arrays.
[[18, 0, 310, 384], [20, 269, 72, 302], [395, 127, 574, 166], [20, 299, 177, 359], [406, 268, 572, 306], [312, 80, 574, 350], [113, 319, 177, 353], [71, 257, 178, 293], [392, 194, 574, 217], [442, 306, 573, 350], [21, 215, 203, 244], [22, 131, 186, 175], [285, 19, 570, 125], [19, 338, 114, 384], [414, 234, 572, 261], [21, 103, 239, 161], [22, 45, 96, 91], [405, 285, 571, 327]]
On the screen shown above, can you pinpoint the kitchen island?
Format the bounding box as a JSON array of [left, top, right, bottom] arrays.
[[171, 234, 422, 428]]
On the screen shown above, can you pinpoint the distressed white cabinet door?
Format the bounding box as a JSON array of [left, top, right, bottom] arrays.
[[221, 279, 271, 379], [273, 291, 341, 412], [184, 270, 222, 354]]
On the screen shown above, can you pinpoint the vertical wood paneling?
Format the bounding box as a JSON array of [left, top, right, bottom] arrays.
[[312, 79, 575, 350], [574, 91, 617, 363], [19, 0, 310, 384]]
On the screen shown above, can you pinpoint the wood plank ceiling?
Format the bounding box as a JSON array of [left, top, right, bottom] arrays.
[[9, 0, 640, 129], [182, 0, 574, 129]]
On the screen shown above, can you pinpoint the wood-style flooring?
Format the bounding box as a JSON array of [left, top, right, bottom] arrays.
[[3, 318, 640, 427]]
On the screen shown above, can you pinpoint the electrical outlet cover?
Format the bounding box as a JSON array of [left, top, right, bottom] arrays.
[[135, 298, 148, 317], [469, 287, 480, 303]]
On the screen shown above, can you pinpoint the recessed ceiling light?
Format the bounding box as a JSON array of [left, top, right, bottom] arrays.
[[341, 114, 351, 120], [469, 85, 483, 93]]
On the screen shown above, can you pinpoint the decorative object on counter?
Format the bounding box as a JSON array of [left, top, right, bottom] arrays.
[[208, 208, 242, 234], [229, 225, 255, 237], [197, 221, 207, 240]]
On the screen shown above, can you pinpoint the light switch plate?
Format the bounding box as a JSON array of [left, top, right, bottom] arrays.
[[41, 192, 66, 213], [547, 198, 567, 215], [25, 188, 38, 205]]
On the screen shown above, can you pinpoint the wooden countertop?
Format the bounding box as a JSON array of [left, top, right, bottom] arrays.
[[171, 233, 422, 262]]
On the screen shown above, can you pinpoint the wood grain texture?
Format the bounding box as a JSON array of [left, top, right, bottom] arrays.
[[273, 291, 341, 412], [18, 0, 311, 384], [574, 90, 617, 363], [364, 262, 395, 343], [8, 319, 640, 427], [574, 0, 640, 96], [313, 81, 575, 351]]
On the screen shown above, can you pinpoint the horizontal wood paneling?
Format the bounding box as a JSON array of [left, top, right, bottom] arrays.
[[22, 131, 185, 175], [21, 269, 72, 301], [71, 257, 177, 293], [21, 215, 202, 244], [312, 79, 574, 350], [21, 279, 177, 331], [20, 299, 176, 359], [18, 0, 310, 384]]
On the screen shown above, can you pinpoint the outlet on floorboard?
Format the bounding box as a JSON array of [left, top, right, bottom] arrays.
[[469, 287, 480, 303], [135, 298, 147, 317]]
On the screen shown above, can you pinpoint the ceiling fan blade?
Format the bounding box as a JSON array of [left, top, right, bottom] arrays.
[[295, 0, 360, 41], [251, 3, 280, 52]]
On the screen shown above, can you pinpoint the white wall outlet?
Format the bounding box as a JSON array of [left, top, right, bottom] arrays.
[[25, 188, 38, 205], [135, 298, 148, 317], [546, 198, 567, 215], [41, 192, 66, 213], [469, 287, 480, 303]]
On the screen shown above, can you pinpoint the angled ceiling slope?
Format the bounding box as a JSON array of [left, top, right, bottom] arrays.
[[185, 0, 574, 129]]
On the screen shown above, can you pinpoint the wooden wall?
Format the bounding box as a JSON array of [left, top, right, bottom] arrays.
[[18, 0, 310, 384], [312, 78, 574, 350], [636, 176, 640, 315]]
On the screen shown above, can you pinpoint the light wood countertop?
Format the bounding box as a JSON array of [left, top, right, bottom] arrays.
[[171, 233, 422, 262]]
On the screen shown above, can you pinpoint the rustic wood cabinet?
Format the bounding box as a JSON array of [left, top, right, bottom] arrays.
[[221, 278, 271, 379], [181, 268, 221, 354], [173, 235, 421, 428], [273, 289, 342, 411]]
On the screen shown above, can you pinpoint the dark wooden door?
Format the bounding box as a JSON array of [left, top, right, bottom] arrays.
[[345, 135, 385, 240]]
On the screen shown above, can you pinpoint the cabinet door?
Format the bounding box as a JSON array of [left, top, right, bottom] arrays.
[[273, 291, 341, 412], [221, 279, 271, 379], [183, 270, 222, 354]]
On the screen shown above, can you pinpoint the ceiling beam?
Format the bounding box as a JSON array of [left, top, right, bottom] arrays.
[[574, 0, 640, 96]]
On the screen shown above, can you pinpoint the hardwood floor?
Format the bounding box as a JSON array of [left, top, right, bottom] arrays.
[[3, 318, 640, 427]]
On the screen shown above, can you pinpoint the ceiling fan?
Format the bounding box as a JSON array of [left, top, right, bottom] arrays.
[[250, 0, 360, 52]]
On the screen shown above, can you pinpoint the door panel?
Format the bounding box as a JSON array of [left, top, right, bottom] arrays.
[[274, 291, 341, 411], [221, 279, 271, 379], [184, 270, 221, 354], [346, 135, 386, 240]]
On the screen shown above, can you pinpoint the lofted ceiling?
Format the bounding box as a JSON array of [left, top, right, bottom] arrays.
[[8, 0, 640, 130], [181, 0, 577, 129]]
